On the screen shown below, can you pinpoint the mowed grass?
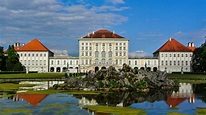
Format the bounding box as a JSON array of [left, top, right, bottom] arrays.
[[83, 105, 146, 115], [0, 83, 36, 91], [0, 73, 65, 79], [168, 74, 206, 80]]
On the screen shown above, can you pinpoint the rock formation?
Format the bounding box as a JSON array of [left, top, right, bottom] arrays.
[[53, 64, 177, 91]]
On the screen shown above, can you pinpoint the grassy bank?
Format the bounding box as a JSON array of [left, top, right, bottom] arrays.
[[83, 105, 146, 115], [168, 73, 206, 80], [0, 73, 65, 79], [0, 83, 36, 91]]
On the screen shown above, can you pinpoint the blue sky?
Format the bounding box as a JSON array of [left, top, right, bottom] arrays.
[[0, 0, 205, 56]]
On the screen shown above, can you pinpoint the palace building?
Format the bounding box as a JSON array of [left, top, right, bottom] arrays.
[[14, 29, 195, 73]]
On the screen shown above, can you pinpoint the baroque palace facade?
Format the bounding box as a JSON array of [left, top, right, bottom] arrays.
[[14, 29, 195, 73]]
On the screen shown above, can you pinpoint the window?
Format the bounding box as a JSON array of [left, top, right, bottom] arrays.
[[64, 61, 66, 65], [82, 47, 84, 50], [116, 59, 118, 64], [82, 52, 84, 56], [123, 47, 126, 50], [170, 61, 172, 65], [174, 54, 176, 57], [166, 54, 167, 57], [174, 61, 176, 65], [101, 51, 106, 57], [86, 43, 88, 45], [119, 52, 122, 56], [90, 47, 92, 50], [90, 52, 92, 56], [95, 51, 99, 57], [135, 61, 137, 65], [120, 47, 122, 50], [186, 54, 188, 57], [82, 43, 84, 45], [51, 61, 53, 65], [28, 54, 30, 56], [36, 54, 38, 56], [178, 61, 180, 65], [161, 61, 164, 65], [116, 47, 118, 50], [32, 54, 34, 56], [108, 59, 112, 64], [96, 43, 98, 46], [124, 52, 126, 56], [95, 59, 98, 64], [186, 61, 188, 65], [102, 43, 105, 46], [165, 61, 168, 66], [102, 59, 105, 64], [86, 60, 88, 65], [182, 61, 184, 65], [76, 60, 78, 65], [178, 54, 179, 57], [148, 60, 150, 65], [162, 54, 163, 57], [70, 60, 72, 65], [25, 54, 26, 56], [57, 61, 59, 65], [170, 54, 171, 57], [108, 51, 112, 57], [182, 54, 184, 57], [116, 52, 118, 56], [86, 52, 88, 56], [85, 47, 88, 50], [109, 43, 112, 46], [124, 43, 126, 45], [21, 54, 23, 56], [40, 54, 42, 56], [129, 61, 131, 65]]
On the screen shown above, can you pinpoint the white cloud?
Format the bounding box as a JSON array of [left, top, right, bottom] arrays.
[[129, 50, 150, 58], [174, 31, 185, 36], [0, 0, 128, 55], [107, 0, 125, 4]]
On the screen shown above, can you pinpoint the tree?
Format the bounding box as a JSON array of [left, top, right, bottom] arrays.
[[5, 45, 24, 71], [192, 41, 206, 72], [0, 46, 6, 71]]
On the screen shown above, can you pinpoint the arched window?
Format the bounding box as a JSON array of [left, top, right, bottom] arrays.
[[102, 58, 105, 64], [108, 58, 112, 64], [101, 51, 106, 58], [108, 51, 112, 57], [95, 59, 98, 65], [95, 51, 99, 58]]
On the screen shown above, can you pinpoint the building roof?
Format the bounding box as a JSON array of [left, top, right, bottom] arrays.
[[16, 39, 51, 52], [83, 30, 124, 38], [17, 94, 48, 106], [153, 38, 192, 54]]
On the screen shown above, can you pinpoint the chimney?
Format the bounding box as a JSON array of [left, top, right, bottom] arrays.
[[169, 38, 172, 41], [113, 31, 115, 34], [93, 31, 95, 34], [191, 42, 194, 47], [188, 42, 191, 47], [88, 32, 90, 37]]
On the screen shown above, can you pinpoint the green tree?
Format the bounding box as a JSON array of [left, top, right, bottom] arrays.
[[5, 45, 24, 71], [0, 46, 6, 71], [192, 41, 206, 72]]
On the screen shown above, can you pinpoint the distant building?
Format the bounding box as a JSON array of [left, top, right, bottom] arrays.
[[79, 30, 129, 72], [12, 30, 195, 73], [15, 39, 54, 72], [153, 38, 194, 73]]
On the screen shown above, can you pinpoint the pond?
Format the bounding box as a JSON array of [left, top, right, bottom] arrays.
[[0, 81, 206, 115]]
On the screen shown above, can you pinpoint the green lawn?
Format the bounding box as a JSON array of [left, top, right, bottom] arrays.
[[0, 73, 65, 79], [168, 74, 206, 80], [0, 83, 36, 91], [83, 105, 146, 115]]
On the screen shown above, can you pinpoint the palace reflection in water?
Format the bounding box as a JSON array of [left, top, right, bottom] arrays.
[[1, 83, 206, 115]]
